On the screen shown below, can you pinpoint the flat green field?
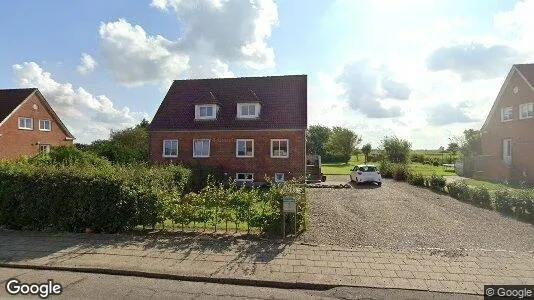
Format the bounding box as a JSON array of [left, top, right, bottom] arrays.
[[321, 155, 456, 176]]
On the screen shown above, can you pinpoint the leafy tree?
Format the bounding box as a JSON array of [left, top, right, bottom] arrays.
[[447, 141, 460, 160], [82, 119, 150, 164], [361, 143, 372, 163], [326, 127, 361, 163], [382, 136, 411, 163], [452, 129, 482, 157], [352, 148, 361, 160], [306, 125, 331, 157]]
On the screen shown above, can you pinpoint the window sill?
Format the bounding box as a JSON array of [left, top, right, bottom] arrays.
[[236, 156, 254, 158], [18, 128, 33, 130], [500, 119, 513, 123], [236, 116, 260, 120], [39, 129, 51, 132], [193, 156, 210, 158], [271, 156, 289, 159], [519, 116, 533, 120], [162, 155, 178, 158]]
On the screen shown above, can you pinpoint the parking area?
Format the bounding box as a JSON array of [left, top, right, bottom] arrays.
[[299, 176, 534, 251]]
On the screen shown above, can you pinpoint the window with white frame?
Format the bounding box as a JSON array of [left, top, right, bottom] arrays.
[[236, 139, 254, 157], [237, 103, 260, 119], [274, 173, 285, 183], [271, 139, 289, 158], [501, 107, 513, 122], [520, 103, 534, 119], [195, 104, 217, 120], [193, 139, 210, 157], [236, 173, 254, 182], [39, 119, 51, 131], [162, 140, 178, 157], [39, 144, 51, 154], [18, 117, 33, 130]]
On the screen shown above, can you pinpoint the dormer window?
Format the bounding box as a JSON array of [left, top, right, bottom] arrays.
[[195, 104, 217, 120], [237, 103, 260, 119]]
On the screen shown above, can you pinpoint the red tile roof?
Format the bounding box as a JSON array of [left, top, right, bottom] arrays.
[[149, 75, 307, 131], [0, 88, 37, 124]]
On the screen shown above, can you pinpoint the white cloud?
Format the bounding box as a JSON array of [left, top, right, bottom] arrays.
[[98, 0, 277, 86], [76, 53, 97, 75], [99, 19, 190, 86], [12, 62, 146, 143], [426, 42, 525, 81], [426, 102, 478, 126], [335, 57, 411, 118]]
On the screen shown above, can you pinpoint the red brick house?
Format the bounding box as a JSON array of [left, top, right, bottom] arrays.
[[475, 64, 534, 184], [149, 75, 307, 184], [0, 88, 75, 159]]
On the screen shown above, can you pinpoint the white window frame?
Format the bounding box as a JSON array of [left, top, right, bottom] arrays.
[[193, 139, 211, 158], [236, 173, 254, 182], [519, 103, 534, 120], [195, 104, 217, 120], [237, 103, 260, 119], [39, 119, 51, 131], [162, 140, 179, 158], [39, 144, 51, 154], [501, 107, 513, 122], [18, 117, 33, 130], [270, 139, 289, 158], [274, 173, 285, 183], [236, 139, 254, 158]]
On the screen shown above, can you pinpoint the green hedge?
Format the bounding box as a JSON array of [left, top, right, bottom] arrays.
[[445, 181, 533, 223], [0, 161, 190, 233], [0, 160, 306, 234]]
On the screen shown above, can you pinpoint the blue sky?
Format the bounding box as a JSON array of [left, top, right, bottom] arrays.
[[1, 0, 532, 148]]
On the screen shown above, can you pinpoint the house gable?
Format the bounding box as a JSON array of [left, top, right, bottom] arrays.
[[0, 88, 74, 139], [481, 65, 534, 131]]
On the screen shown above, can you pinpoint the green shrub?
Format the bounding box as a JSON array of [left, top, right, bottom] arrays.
[[446, 180, 471, 202], [428, 174, 446, 192], [379, 161, 393, 178], [495, 190, 514, 215], [471, 186, 491, 209], [0, 161, 188, 233], [48, 146, 111, 167], [513, 191, 534, 223], [392, 163, 409, 181], [407, 172, 425, 187]]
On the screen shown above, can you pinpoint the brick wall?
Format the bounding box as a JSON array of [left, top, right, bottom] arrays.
[[0, 93, 73, 159], [150, 130, 306, 181]]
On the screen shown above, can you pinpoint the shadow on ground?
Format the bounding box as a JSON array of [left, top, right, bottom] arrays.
[[0, 230, 292, 265]]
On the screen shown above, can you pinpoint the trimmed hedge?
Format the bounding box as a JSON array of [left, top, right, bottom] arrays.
[[0, 160, 307, 234], [446, 180, 533, 223], [0, 161, 190, 233]]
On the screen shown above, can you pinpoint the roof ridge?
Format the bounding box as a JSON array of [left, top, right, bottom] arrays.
[[172, 74, 307, 82]]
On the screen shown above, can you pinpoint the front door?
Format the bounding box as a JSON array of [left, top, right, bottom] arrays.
[[502, 139, 512, 166]]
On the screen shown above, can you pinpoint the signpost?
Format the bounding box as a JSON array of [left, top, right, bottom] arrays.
[[282, 195, 297, 238]]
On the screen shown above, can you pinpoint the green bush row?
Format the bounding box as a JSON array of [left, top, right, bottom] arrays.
[[446, 181, 533, 223], [0, 158, 306, 234]]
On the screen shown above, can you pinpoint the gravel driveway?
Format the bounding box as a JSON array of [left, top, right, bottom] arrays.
[[299, 177, 534, 251]]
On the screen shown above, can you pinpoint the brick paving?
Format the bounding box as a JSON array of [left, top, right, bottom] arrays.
[[0, 232, 532, 295]]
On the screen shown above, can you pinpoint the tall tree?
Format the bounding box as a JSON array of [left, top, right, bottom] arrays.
[[326, 127, 361, 163], [447, 141, 460, 160], [382, 136, 411, 163], [306, 125, 331, 157], [361, 143, 372, 163]]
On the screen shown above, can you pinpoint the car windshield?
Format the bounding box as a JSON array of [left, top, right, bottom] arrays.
[[357, 166, 377, 172]]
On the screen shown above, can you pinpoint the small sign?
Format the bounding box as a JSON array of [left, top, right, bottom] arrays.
[[283, 196, 297, 213]]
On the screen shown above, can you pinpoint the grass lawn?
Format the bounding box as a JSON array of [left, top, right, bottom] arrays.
[[321, 156, 457, 176]]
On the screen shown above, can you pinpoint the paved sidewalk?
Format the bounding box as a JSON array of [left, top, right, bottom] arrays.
[[0, 231, 533, 295]]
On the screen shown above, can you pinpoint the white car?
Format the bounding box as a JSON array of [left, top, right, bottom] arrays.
[[350, 164, 382, 186]]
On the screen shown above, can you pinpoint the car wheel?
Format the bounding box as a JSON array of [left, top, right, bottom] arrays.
[[377, 182, 382, 187]]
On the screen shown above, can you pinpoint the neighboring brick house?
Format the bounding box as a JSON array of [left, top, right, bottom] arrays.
[[149, 75, 307, 184], [0, 88, 75, 159], [475, 64, 534, 184]]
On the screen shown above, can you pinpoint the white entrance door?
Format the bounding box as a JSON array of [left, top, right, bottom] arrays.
[[503, 139, 512, 166]]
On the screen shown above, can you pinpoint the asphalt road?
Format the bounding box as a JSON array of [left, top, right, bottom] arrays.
[[300, 177, 534, 251], [0, 267, 478, 300]]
